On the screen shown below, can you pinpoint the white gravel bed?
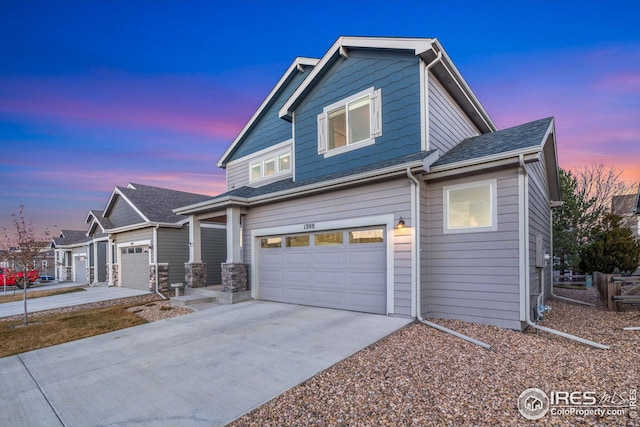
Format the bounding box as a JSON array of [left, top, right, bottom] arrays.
[[230, 287, 640, 427]]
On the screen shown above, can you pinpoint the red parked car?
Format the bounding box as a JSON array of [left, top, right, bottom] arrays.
[[0, 267, 39, 289]]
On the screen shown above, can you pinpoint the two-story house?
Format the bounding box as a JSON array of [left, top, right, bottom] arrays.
[[176, 37, 561, 331]]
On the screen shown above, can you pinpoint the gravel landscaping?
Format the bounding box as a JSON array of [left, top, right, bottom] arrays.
[[230, 287, 640, 427]]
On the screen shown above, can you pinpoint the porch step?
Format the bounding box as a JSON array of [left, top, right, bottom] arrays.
[[170, 294, 215, 307]]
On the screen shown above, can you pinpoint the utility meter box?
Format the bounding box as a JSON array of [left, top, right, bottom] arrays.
[[535, 234, 545, 268]]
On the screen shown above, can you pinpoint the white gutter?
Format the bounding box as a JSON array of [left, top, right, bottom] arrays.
[[175, 159, 426, 216], [153, 225, 166, 299], [421, 50, 442, 150], [407, 167, 492, 350], [518, 155, 608, 349]]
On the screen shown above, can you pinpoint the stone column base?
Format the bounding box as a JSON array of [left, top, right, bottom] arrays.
[[111, 264, 119, 287], [185, 262, 207, 288], [150, 263, 170, 292], [221, 263, 248, 293]]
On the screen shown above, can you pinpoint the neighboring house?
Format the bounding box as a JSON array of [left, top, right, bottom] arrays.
[[176, 36, 561, 331], [611, 186, 640, 241], [51, 230, 92, 283], [94, 183, 226, 292], [86, 209, 111, 285]]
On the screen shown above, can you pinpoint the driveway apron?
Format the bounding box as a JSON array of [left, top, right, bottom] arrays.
[[0, 301, 412, 427]]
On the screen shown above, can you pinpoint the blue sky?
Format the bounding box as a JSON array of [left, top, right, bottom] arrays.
[[1, 0, 638, 235]]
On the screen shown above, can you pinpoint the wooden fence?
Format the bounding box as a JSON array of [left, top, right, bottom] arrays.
[[593, 272, 640, 311]]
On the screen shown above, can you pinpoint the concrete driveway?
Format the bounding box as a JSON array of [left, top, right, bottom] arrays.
[[0, 301, 412, 426]]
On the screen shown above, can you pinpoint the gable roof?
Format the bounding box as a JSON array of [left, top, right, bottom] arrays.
[[217, 57, 319, 168], [103, 183, 213, 229], [429, 117, 561, 202], [86, 209, 113, 236], [52, 230, 90, 248], [279, 36, 495, 133], [433, 117, 554, 167], [612, 187, 640, 215]]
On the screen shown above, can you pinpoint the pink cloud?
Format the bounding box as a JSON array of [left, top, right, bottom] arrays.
[[0, 73, 262, 141]]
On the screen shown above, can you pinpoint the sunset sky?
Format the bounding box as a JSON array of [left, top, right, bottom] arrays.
[[1, 0, 638, 235]]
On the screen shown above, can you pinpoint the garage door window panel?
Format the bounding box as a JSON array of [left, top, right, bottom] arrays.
[[314, 232, 343, 246], [261, 237, 282, 248], [349, 229, 384, 244], [285, 235, 310, 247]]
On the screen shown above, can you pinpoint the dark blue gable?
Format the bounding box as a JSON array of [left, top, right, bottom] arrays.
[[227, 68, 310, 162], [293, 49, 421, 182]]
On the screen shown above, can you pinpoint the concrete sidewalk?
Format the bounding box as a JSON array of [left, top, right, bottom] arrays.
[[0, 301, 412, 426], [0, 286, 151, 318]]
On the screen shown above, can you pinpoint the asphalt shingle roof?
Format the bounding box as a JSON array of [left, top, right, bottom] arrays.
[[612, 192, 640, 215], [88, 209, 114, 231], [117, 183, 213, 223], [53, 230, 90, 246], [433, 117, 553, 167], [210, 150, 435, 201]]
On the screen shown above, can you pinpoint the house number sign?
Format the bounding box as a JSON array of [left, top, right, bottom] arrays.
[[303, 223, 315, 230]]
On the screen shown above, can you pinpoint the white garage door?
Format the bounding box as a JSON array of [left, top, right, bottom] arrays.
[[120, 246, 150, 290], [258, 227, 386, 314], [74, 256, 86, 283]]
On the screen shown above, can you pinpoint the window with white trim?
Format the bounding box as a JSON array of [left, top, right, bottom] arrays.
[[444, 180, 497, 233], [249, 149, 292, 182], [317, 87, 382, 157]]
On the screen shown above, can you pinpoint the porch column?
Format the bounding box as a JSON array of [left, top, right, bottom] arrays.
[[226, 206, 241, 263], [189, 215, 202, 263], [222, 206, 248, 293], [185, 215, 206, 288]]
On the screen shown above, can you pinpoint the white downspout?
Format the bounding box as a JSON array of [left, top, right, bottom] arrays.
[[519, 156, 608, 349], [407, 167, 492, 349], [549, 208, 595, 306], [421, 50, 442, 151], [153, 225, 166, 299]]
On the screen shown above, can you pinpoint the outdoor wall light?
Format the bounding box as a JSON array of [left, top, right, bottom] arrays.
[[395, 217, 405, 229]]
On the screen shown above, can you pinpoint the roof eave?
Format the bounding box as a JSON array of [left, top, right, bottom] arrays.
[[279, 36, 435, 120], [104, 221, 183, 235], [217, 57, 319, 168], [174, 196, 251, 216], [426, 149, 542, 180]]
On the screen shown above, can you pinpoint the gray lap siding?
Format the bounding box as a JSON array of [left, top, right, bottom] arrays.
[[242, 177, 414, 316], [423, 168, 522, 330]]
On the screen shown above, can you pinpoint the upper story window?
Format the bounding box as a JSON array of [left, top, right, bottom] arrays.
[[317, 87, 382, 158], [249, 149, 291, 182], [443, 179, 497, 234]]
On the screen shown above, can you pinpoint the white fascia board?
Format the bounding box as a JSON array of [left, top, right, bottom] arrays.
[[279, 36, 435, 120], [105, 222, 182, 235], [249, 160, 424, 205], [84, 210, 96, 224], [217, 57, 319, 168], [173, 196, 250, 216], [426, 149, 541, 180], [431, 39, 496, 132], [176, 160, 425, 216], [102, 186, 150, 223], [225, 139, 293, 168]]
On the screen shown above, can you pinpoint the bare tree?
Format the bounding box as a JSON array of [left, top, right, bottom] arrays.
[[573, 163, 637, 218], [1, 205, 50, 325]]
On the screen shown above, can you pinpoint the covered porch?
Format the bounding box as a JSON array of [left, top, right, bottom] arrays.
[[183, 204, 248, 296]]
